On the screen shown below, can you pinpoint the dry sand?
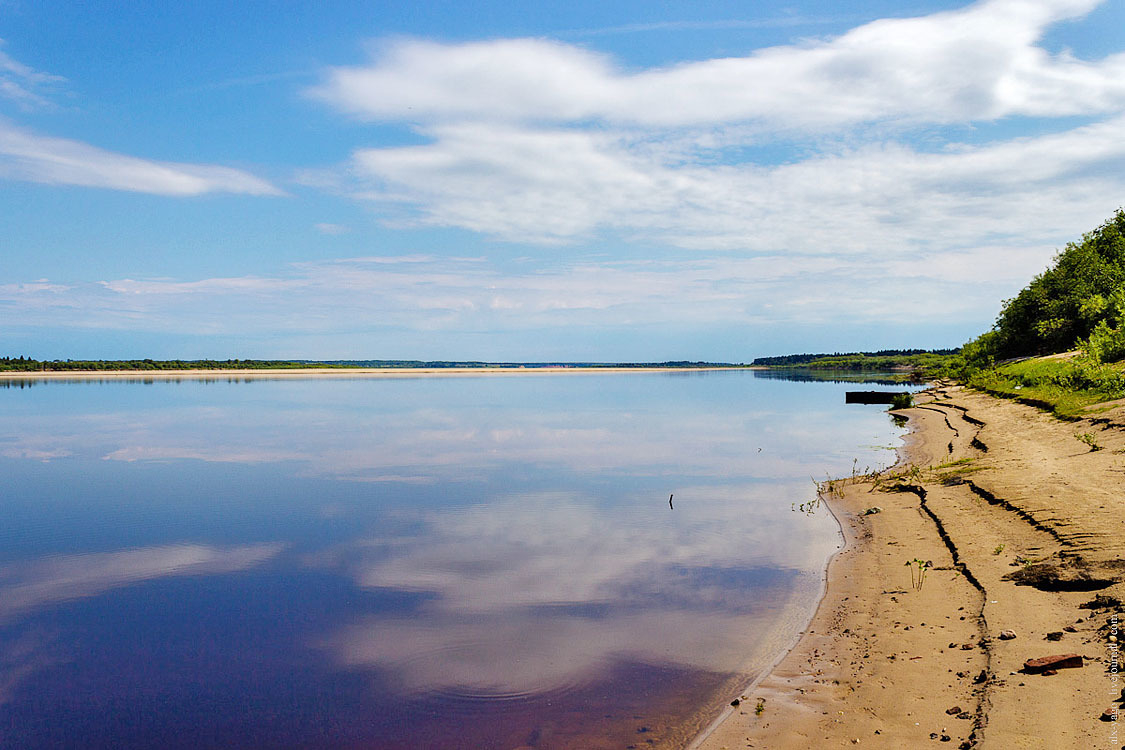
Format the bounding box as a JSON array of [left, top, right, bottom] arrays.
[[697, 382, 1125, 750]]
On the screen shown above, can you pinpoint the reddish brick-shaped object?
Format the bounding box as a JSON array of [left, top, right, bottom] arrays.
[[1023, 653, 1083, 673]]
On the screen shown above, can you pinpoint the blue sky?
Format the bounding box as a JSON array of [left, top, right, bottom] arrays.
[[2, 0, 1125, 361]]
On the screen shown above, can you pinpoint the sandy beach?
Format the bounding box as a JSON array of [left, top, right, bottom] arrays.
[[698, 382, 1124, 750], [0, 366, 751, 380]]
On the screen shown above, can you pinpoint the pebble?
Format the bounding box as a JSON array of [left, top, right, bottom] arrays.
[[998, 630, 1017, 640]]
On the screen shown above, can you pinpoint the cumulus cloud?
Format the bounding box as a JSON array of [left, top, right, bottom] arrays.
[[344, 116, 1125, 248], [312, 0, 1123, 128], [304, 0, 1125, 276], [4, 0, 1122, 342], [0, 120, 282, 195]]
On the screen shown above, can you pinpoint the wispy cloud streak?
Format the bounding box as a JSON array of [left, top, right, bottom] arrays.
[[0, 39, 64, 110], [0, 120, 283, 196], [0, 250, 1047, 339]]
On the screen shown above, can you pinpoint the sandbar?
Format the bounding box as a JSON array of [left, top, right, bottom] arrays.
[[0, 366, 750, 381]]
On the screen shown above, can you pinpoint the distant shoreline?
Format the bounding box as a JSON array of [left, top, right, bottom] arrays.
[[0, 366, 761, 380]]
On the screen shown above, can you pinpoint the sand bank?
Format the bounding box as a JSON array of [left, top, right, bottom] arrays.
[[697, 382, 1124, 750], [0, 366, 749, 381]]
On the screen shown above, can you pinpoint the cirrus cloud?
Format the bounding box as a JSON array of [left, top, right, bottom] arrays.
[[0, 39, 64, 111], [0, 250, 1045, 343], [0, 119, 282, 196]]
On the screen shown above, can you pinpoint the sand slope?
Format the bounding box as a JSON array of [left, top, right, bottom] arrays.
[[698, 383, 1124, 750]]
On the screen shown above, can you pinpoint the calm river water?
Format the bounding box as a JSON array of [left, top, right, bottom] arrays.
[[0, 370, 906, 749]]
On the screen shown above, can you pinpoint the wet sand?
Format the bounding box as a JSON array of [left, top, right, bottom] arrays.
[[697, 382, 1125, 749]]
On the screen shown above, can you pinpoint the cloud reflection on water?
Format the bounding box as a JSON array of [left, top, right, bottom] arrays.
[[0, 377, 897, 711], [315, 489, 837, 697], [0, 388, 896, 489], [0, 630, 60, 708], [0, 542, 285, 620]]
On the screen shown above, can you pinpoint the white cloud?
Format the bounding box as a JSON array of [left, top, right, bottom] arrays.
[[303, 0, 1125, 273], [0, 246, 1052, 342], [344, 116, 1125, 252], [314, 222, 350, 235], [312, 0, 1123, 128], [4, 0, 1122, 341], [0, 39, 64, 110], [0, 120, 282, 196], [0, 45, 280, 196]]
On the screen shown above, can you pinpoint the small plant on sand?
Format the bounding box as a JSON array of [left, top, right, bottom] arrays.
[[932, 457, 983, 485], [890, 392, 914, 410], [905, 558, 932, 591], [1075, 431, 1103, 451], [755, 698, 765, 716], [993, 544, 1006, 555], [813, 475, 845, 499]]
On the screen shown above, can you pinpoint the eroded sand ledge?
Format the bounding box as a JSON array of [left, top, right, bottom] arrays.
[[698, 382, 1125, 750]]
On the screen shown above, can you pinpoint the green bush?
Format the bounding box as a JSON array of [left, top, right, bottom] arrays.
[[989, 209, 1125, 358], [1082, 321, 1125, 364]]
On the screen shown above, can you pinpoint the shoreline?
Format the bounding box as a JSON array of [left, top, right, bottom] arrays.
[[697, 382, 1125, 749], [0, 366, 752, 380], [686, 481, 849, 750]]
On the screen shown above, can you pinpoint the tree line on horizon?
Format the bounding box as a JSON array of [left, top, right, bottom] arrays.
[[751, 349, 958, 367], [0, 358, 336, 372], [0, 357, 743, 372]]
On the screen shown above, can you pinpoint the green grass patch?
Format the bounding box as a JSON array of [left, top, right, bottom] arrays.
[[967, 355, 1125, 418]]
